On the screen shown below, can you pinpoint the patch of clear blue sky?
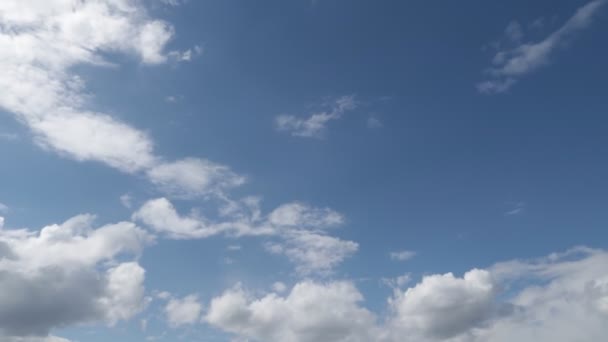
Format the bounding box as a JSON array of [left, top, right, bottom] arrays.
[[1, 0, 607, 340]]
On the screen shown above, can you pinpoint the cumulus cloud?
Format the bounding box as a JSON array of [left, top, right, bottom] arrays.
[[478, 0, 606, 93], [206, 281, 378, 342], [0, 214, 151, 340], [206, 247, 608, 342], [275, 96, 357, 138], [387, 269, 503, 340], [165, 295, 203, 327], [0, 0, 238, 197]]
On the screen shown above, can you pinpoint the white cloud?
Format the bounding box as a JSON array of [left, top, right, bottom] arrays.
[[159, 0, 186, 6], [0, 214, 151, 340], [389, 250, 416, 262], [367, 117, 383, 128], [120, 194, 133, 209], [168, 44, 203, 62], [387, 269, 502, 340], [5, 337, 72, 342], [266, 230, 358, 276], [206, 281, 378, 342], [268, 202, 344, 230], [165, 295, 203, 328], [505, 202, 525, 216], [132, 197, 272, 239], [478, 0, 606, 93], [272, 282, 288, 293], [207, 247, 608, 342], [381, 274, 412, 289], [275, 96, 357, 138], [0, 202, 8, 212], [504, 21, 523, 43], [0, 217, 4, 229], [147, 158, 246, 198], [0, 1, 235, 197], [0, 0, 170, 172], [134, 198, 357, 275]]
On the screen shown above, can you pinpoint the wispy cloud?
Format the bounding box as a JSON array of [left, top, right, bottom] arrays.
[[275, 95, 357, 138], [390, 250, 416, 261], [505, 201, 526, 216], [478, 0, 606, 94]]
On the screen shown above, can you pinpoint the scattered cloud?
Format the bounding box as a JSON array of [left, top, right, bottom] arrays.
[[165, 95, 184, 103], [390, 250, 416, 261], [120, 194, 133, 209], [275, 95, 357, 138], [133, 197, 356, 275], [478, 0, 607, 93], [165, 295, 203, 328], [265, 230, 359, 276], [268, 202, 344, 230], [367, 116, 383, 128], [381, 274, 412, 289], [159, 0, 186, 6], [168, 45, 203, 62]]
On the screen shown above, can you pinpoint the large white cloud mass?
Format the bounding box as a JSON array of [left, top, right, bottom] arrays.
[[0, 214, 151, 340], [206, 247, 608, 342], [0, 0, 239, 197]]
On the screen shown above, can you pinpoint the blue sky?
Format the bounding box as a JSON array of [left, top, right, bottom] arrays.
[[1, 1, 608, 341]]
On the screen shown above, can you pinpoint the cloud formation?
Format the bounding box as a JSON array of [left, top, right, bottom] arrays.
[[206, 247, 608, 342], [0, 0, 235, 197], [275, 96, 357, 138], [164, 294, 203, 327], [133, 197, 356, 275], [0, 214, 151, 340], [389, 250, 416, 261], [478, 0, 606, 93]]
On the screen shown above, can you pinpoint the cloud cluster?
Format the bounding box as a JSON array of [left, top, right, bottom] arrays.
[[206, 247, 608, 342], [275, 96, 357, 138], [478, 0, 606, 93], [0, 0, 229, 197], [133, 197, 356, 275], [0, 214, 151, 340]]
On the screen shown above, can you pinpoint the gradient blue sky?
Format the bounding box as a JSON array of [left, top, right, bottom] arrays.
[[1, 1, 608, 342]]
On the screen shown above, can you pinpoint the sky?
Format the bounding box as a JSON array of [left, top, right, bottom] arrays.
[[0, 0, 608, 341]]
